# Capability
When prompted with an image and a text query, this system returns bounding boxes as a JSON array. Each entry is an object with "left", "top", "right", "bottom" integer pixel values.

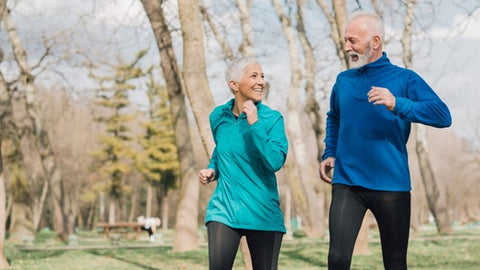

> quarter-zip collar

[
  {"left": 222, "top": 98, "right": 263, "bottom": 118},
  {"left": 355, "top": 52, "right": 391, "bottom": 75}
]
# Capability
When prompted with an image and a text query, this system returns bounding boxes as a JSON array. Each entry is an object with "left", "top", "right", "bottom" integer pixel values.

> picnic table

[{"left": 97, "top": 222, "right": 143, "bottom": 241}]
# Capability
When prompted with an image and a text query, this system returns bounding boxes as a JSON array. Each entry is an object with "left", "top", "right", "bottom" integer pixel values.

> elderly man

[{"left": 319, "top": 11, "right": 451, "bottom": 270}]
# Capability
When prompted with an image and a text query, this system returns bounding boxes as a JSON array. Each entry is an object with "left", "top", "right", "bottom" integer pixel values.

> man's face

[{"left": 344, "top": 19, "right": 374, "bottom": 68}]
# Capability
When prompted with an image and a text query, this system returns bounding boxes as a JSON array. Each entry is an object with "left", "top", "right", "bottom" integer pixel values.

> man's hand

[
  {"left": 242, "top": 100, "right": 258, "bottom": 125},
  {"left": 199, "top": 168, "right": 215, "bottom": 185},
  {"left": 319, "top": 157, "right": 335, "bottom": 184},
  {"left": 367, "top": 86, "right": 396, "bottom": 111}
]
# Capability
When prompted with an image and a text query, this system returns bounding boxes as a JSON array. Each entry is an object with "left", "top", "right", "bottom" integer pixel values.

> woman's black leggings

[
  {"left": 206, "top": 221, "right": 283, "bottom": 270},
  {"left": 328, "top": 184, "right": 411, "bottom": 270}
]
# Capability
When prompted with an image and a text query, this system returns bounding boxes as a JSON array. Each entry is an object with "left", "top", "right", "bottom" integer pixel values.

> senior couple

[{"left": 198, "top": 11, "right": 451, "bottom": 270}]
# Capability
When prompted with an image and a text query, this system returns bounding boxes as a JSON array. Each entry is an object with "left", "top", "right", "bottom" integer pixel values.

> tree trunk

[
  {"left": 8, "top": 202, "right": 34, "bottom": 243},
  {"left": 0, "top": 142, "right": 10, "bottom": 268},
  {"left": 414, "top": 126, "right": 453, "bottom": 233},
  {"left": 4, "top": 8, "right": 68, "bottom": 240},
  {"left": 237, "top": 0, "right": 254, "bottom": 57},
  {"left": 199, "top": 5, "right": 235, "bottom": 61},
  {"left": 297, "top": 0, "right": 326, "bottom": 161},
  {"left": 108, "top": 200, "right": 115, "bottom": 224},
  {"left": 146, "top": 184, "right": 153, "bottom": 217},
  {"left": 175, "top": 0, "right": 219, "bottom": 252},
  {"left": 161, "top": 189, "right": 169, "bottom": 231},
  {"left": 0, "top": 1, "right": 8, "bottom": 263},
  {"left": 141, "top": 0, "right": 202, "bottom": 251},
  {"left": 177, "top": 0, "right": 215, "bottom": 154},
  {"left": 99, "top": 192, "right": 106, "bottom": 223},
  {"left": 296, "top": 0, "right": 327, "bottom": 232},
  {"left": 272, "top": 0, "right": 324, "bottom": 237},
  {"left": 0, "top": 53, "right": 38, "bottom": 245},
  {"left": 401, "top": 0, "right": 452, "bottom": 234},
  {"left": 315, "top": 0, "right": 348, "bottom": 69},
  {"left": 283, "top": 187, "right": 293, "bottom": 240},
  {"left": 128, "top": 183, "right": 139, "bottom": 222},
  {"left": 0, "top": 0, "right": 9, "bottom": 257}
]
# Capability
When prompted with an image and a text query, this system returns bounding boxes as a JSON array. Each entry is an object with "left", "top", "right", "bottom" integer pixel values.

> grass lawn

[{"left": 3, "top": 224, "right": 480, "bottom": 269}]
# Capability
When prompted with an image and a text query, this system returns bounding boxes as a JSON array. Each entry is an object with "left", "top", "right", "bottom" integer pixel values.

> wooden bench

[{"left": 97, "top": 222, "right": 143, "bottom": 241}]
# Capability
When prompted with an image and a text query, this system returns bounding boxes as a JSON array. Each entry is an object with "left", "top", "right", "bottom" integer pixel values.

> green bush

[{"left": 292, "top": 230, "right": 307, "bottom": 238}]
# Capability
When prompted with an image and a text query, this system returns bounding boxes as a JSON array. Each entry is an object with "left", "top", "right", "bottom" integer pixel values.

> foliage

[
  {"left": 292, "top": 230, "right": 307, "bottom": 238},
  {"left": 135, "top": 70, "right": 179, "bottom": 192},
  {"left": 89, "top": 50, "right": 149, "bottom": 200}
]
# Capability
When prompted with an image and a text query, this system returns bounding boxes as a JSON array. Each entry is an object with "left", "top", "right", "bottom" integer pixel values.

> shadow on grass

[
  {"left": 87, "top": 249, "right": 161, "bottom": 270},
  {"left": 280, "top": 244, "right": 328, "bottom": 267},
  {"left": 14, "top": 249, "right": 68, "bottom": 260}
]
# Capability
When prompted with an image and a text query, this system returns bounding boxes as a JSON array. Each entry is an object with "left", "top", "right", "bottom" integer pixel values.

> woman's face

[{"left": 232, "top": 63, "right": 265, "bottom": 103}]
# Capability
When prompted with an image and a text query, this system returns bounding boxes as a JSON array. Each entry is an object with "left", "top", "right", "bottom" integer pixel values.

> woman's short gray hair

[{"left": 225, "top": 57, "right": 260, "bottom": 85}]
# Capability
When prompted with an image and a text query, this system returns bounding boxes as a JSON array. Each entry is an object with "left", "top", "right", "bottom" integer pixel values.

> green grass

[{"left": 3, "top": 224, "right": 480, "bottom": 269}]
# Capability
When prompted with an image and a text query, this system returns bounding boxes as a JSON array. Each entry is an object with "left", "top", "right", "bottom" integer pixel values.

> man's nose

[{"left": 343, "top": 41, "right": 351, "bottom": 52}]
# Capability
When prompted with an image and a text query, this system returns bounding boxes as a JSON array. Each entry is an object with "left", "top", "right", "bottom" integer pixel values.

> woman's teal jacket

[{"left": 205, "top": 99, "right": 288, "bottom": 233}]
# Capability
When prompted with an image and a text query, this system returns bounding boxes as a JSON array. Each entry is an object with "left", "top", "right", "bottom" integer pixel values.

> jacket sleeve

[
  {"left": 206, "top": 111, "right": 220, "bottom": 180},
  {"left": 248, "top": 113, "right": 288, "bottom": 172},
  {"left": 392, "top": 72, "right": 452, "bottom": 128},
  {"left": 322, "top": 83, "right": 340, "bottom": 160}
]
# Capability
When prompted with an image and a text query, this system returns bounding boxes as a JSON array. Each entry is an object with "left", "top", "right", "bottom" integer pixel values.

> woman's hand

[
  {"left": 199, "top": 168, "right": 215, "bottom": 185},
  {"left": 242, "top": 100, "right": 258, "bottom": 125}
]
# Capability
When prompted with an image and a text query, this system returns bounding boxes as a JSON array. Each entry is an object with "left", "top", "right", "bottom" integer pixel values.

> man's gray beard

[
  {"left": 349, "top": 53, "right": 370, "bottom": 68},
  {"left": 348, "top": 43, "right": 373, "bottom": 69}
]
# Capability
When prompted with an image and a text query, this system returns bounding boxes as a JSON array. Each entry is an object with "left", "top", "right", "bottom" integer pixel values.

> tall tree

[
  {"left": 140, "top": 0, "right": 202, "bottom": 251},
  {"left": 3, "top": 7, "right": 58, "bottom": 242},
  {"left": 89, "top": 51, "right": 146, "bottom": 223},
  {"left": 136, "top": 71, "right": 178, "bottom": 220},
  {"left": 400, "top": 0, "right": 453, "bottom": 234},
  {"left": 0, "top": 145, "right": 7, "bottom": 268},
  {"left": 316, "top": 0, "right": 348, "bottom": 69},
  {"left": 0, "top": 0, "right": 9, "bottom": 266},
  {"left": 174, "top": 0, "right": 217, "bottom": 251},
  {"left": 272, "top": 0, "right": 325, "bottom": 236}
]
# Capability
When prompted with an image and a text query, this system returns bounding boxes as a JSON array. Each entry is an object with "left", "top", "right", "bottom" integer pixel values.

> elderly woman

[{"left": 199, "top": 57, "right": 288, "bottom": 270}]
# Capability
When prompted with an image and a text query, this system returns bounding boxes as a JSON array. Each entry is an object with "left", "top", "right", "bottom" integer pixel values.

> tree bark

[
  {"left": 199, "top": 5, "right": 235, "bottom": 61},
  {"left": 0, "top": 4, "right": 7, "bottom": 264},
  {"left": 161, "top": 189, "right": 169, "bottom": 231},
  {"left": 297, "top": 0, "right": 326, "bottom": 161},
  {"left": 141, "top": 0, "right": 202, "bottom": 251},
  {"left": 177, "top": 0, "right": 216, "bottom": 154},
  {"left": 0, "top": 1, "right": 9, "bottom": 256},
  {"left": 0, "top": 58, "right": 37, "bottom": 244},
  {"left": 146, "top": 184, "right": 153, "bottom": 217},
  {"left": 272, "top": 0, "right": 324, "bottom": 237},
  {"left": 315, "top": 0, "right": 348, "bottom": 69},
  {"left": 108, "top": 200, "right": 116, "bottom": 224},
  {"left": 237, "top": 0, "right": 254, "bottom": 57},
  {"left": 0, "top": 126, "right": 9, "bottom": 267},
  {"left": 401, "top": 0, "right": 453, "bottom": 234},
  {"left": 4, "top": 8, "right": 69, "bottom": 241}
]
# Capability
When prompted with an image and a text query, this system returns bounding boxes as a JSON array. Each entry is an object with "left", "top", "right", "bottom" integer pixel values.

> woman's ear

[{"left": 229, "top": 80, "right": 238, "bottom": 92}]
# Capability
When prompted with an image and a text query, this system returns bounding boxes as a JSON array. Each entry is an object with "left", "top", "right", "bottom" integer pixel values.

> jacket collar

[
  {"left": 355, "top": 52, "right": 391, "bottom": 74},
  {"left": 223, "top": 98, "right": 263, "bottom": 115}
]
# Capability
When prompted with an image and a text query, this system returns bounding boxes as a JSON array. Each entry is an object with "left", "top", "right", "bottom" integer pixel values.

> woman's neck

[
  {"left": 232, "top": 98, "right": 245, "bottom": 117},
  {"left": 232, "top": 101, "right": 242, "bottom": 117}
]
